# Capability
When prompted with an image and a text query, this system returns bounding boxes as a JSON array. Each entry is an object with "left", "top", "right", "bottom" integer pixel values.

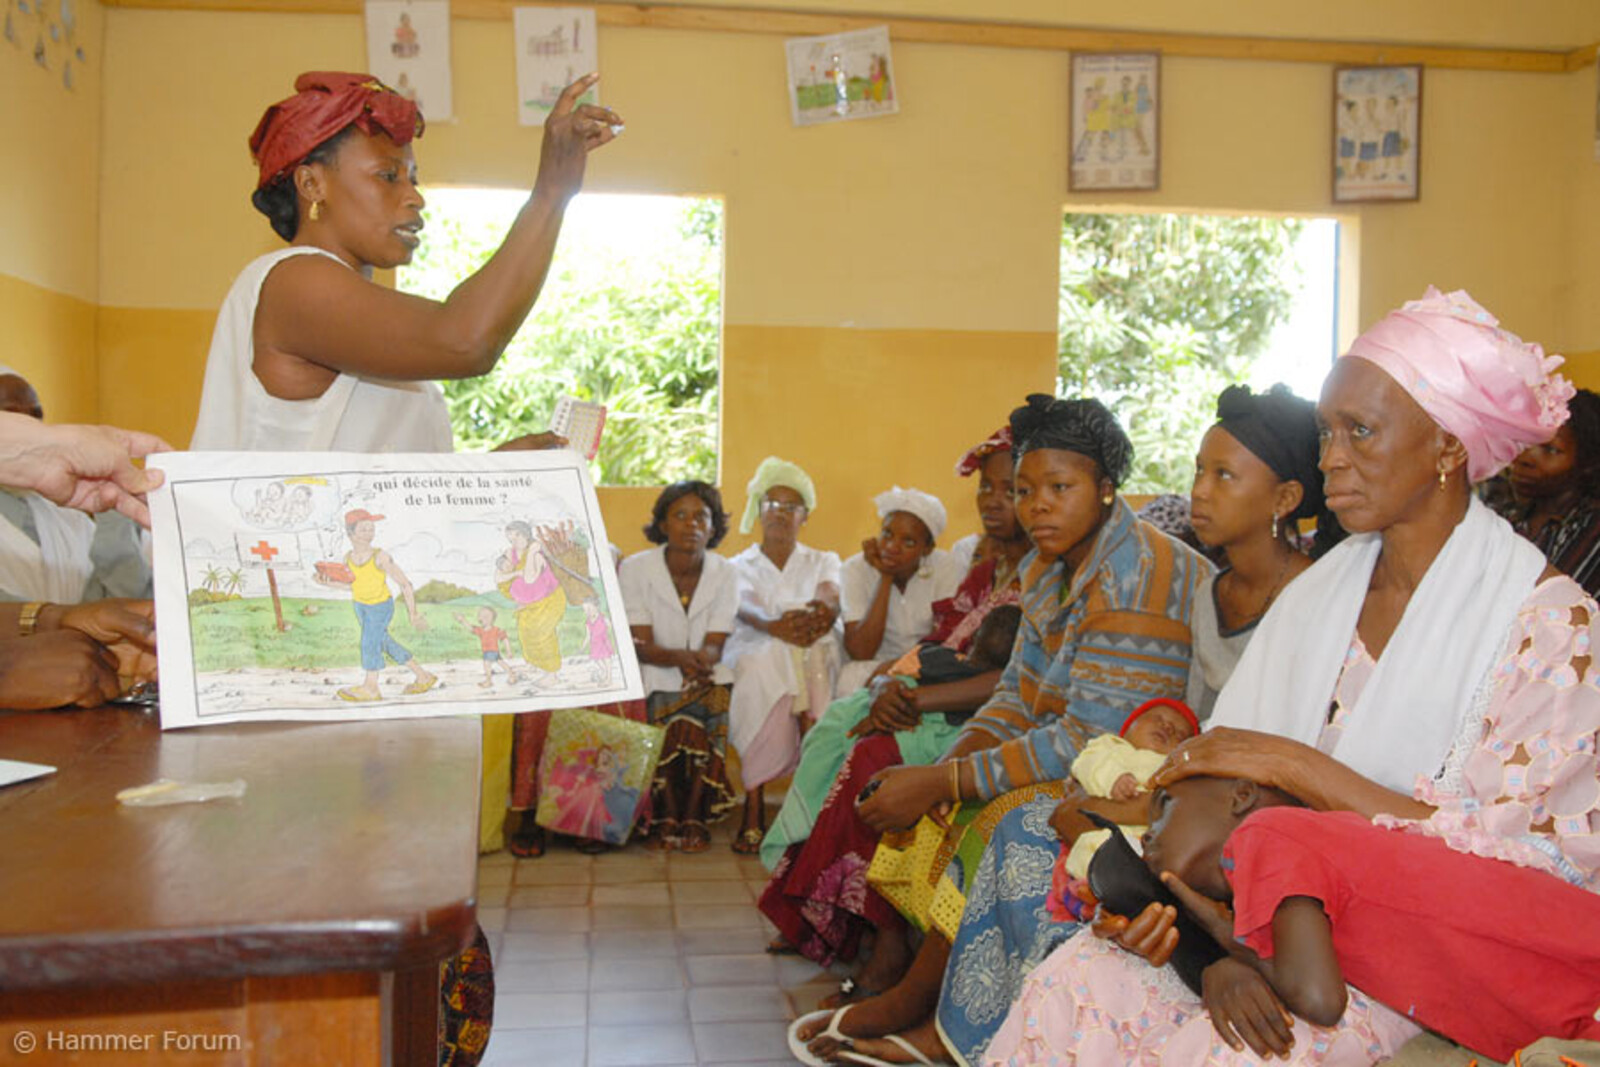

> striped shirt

[{"left": 958, "top": 497, "right": 1211, "bottom": 800}]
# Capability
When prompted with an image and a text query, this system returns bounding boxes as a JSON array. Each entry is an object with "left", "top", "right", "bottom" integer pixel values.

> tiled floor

[{"left": 475, "top": 821, "right": 846, "bottom": 1067}]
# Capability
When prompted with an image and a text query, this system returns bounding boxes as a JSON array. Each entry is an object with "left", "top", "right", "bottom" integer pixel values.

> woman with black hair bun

[
  {"left": 1189, "top": 383, "right": 1341, "bottom": 709},
  {"left": 1495, "top": 387, "right": 1600, "bottom": 595},
  {"left": 617, "top": 481, "right": 740, "bottom": 853}
]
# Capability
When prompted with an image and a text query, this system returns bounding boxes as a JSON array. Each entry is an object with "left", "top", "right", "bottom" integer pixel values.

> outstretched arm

[{"left": 255, "top": 76, "right": 623, "bottom": 385}]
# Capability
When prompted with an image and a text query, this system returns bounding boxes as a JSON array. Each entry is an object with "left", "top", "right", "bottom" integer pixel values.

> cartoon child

[
  {"left": 583, "top": 600, "right": 615, "bottom": 684},
  {"left": 282, "top": 484, "right": 314, "bottom": 527},
  {"left": 454, "top": 605, "right": 521, "bottom": 689},
  {"left": 319, "top": 508, "right": 436, "bottom": 702}
]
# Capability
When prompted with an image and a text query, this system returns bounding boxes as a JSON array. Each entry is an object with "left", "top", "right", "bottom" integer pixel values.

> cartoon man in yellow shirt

[{"left": 320, "top": 508, "right": 437, "bottom": 702}]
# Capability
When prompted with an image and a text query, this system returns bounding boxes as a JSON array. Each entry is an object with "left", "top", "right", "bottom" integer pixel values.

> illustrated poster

[
  {"left": 514, "top": 6, "right": 598, "bottom": 127},
  {"left": 1069, "top": 53, "right": 1159, "bottom": 192},
  {"left": 1333, "top": 65, "right": 1421, "bottom": 203},
  {"left": 784, "top": 25, "right": 898, "bottom": 127},
  {"left": 364, "top": 0, "right": 453, "bottom": 121},
  {"left": 148, "top": 450, "right": 641, "bottom": 729}
]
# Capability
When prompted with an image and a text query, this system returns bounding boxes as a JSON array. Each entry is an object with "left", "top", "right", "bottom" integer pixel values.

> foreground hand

[
  {"left": 494, "top": 431, "right": 568, "bottom": 452},
  {"left": 56, "top": 599, "right": 157, "bottom": 687},
  {"left": 1092, "top": 901, "right": 1179, "bottom": 967},
  {"left": 1152, "top": 727, "right": 1298, "bottom": 793},
  {"left": 856, "top": 763, "right": 949, "bottom": 832},
  {"left": 1159, "top": 870, "right": 1239, "bottom": 948},
  {"left": 0, "top": 631, "right": 123, "bottom": 709},
  {"left": 535, "top": 74, "right": 624, "bottom": 203},
  {"left": 0, "top": 416, "right": 172, "bottom": 528},
  {"left": 1200, "top": 957, "right": 1296, "bottom": 1059},
  {"left": 1047, "top": 793, "right": 1098, "bottom": 846}
]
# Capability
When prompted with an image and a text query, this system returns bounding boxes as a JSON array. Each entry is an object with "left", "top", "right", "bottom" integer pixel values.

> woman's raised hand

[{"left": 535, "top": 74, "right": 624, "bottom": 205}]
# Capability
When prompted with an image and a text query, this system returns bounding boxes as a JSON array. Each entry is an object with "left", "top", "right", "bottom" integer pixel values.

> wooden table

[{"left": 0, "top": 708, "right": 481, "bottom": 1066}]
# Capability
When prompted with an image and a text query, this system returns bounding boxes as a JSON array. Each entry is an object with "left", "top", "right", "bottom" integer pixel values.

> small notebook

[{"left": 550, "top": 395, "right": 607, "bottom": 461}]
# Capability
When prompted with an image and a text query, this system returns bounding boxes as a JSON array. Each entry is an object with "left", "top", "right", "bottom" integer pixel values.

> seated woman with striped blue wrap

[{"left": 791, "top": 395, "right": 1212, "bottom": 1065}]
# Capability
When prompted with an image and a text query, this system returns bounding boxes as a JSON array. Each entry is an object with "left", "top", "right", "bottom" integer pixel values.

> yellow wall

[
  {"left": 0, "top": 0, "right": 104, "bottom": 424},
  {"left": 13, "top": 0, "right": 1600, "bottom": 556}
]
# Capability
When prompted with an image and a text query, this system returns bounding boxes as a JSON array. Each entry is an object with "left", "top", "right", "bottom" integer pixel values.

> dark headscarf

[
  {"left": 1009, "top": 395, "right": 1133, "bottom": 487},
  {"left": 1213, "top": 384, "right": 1323, "bottom": 519},
  {"left": 250, "top": 72, "right": 425, "bottom": 190}
]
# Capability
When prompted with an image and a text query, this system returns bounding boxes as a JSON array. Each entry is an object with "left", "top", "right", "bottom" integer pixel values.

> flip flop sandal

[
  {"left": 402, "top": 676, "right": 439, "bottom": 696},
  {"left": 336, "top": 687, "right": 380, "bottom": 702},
  {"left": 678, "top": 820, "right": 712, "bottom": 854},
  {"left": 508, "top": 832, "right": 545, "bottom": 859},
  {"left": 573, "top": 837, "right": 611, "bottom": 855},
  {"left": 838, "top": 1035, "right": 940, "bottom": 1067},
  {"left": 731, "top": 827, "right": 764, "bottom": 855},
  {"left": 786, "top": 1007, "right": 849, "bottom": 1067},
  {"left": 764, "top": 936, "right": 800, "bottom": 956}
]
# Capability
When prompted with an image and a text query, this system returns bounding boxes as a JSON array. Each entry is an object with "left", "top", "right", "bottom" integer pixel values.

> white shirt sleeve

[
  {"left": 618, "top": 550, "right": 656, "bottom": 627},
  {"left": 706, "top": 554, "right": 740, "bottom": 634},
  {"left": 840, "top": 553, "right": 877, "bottom": 624}
]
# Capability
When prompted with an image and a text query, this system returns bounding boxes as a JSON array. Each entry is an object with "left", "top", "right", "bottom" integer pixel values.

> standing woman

[
  {"left": 618, "top": 482, "right": 740, "bottom": 853},
  {"left": 836, "top": 488, "right": 966, "bottom": 697},
  {"left": 722, "top": 457, "right": 842, "bottom": 854},
  {"left": 191, "top": 71, "right": 620, "bottom": 451}
]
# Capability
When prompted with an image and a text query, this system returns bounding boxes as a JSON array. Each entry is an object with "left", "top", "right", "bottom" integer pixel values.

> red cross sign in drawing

[{"left": 249, "top": 540, "right": 281, "bottom": 564}]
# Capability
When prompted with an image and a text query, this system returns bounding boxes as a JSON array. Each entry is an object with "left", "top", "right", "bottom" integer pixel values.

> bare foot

[
  {"left": 844, "top": 1018, "right": 949, "bottom": 1064},
  {"left": 802, "top": 994, "right": 929, "bottom": 1061}
]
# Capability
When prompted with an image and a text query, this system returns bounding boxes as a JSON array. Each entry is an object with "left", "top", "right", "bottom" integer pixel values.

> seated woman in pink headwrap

[
  {"left": 191, "top": 71, "right": 622, "bottom": 452},
  {"left": 980, "top": 288, "right": 1598, "bottom": 1067}
]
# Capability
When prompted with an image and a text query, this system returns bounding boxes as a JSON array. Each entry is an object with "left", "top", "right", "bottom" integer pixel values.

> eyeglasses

[{"left": 762, "top": 500, "right": 806, "bottom": 515}]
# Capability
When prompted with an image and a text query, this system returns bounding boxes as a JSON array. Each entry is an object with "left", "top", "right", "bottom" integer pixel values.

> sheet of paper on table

[
  {"left": 0, "top": 758, "right": 55, "bottom": 788},
  {"left": 147, "top": 450, "right": 642, "bottom": 729}
]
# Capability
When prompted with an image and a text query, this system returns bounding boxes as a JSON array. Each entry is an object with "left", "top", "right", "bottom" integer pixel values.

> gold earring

[
  {"left": 1438, "top": 468, "right": 1447, "bottom": 489},
  {"left": 308, "top": 200, "right": 323, "bottom": 222},
  {"left": 1101, "top": 495, "right": 1113, "bottom": 506},
  {"left": 1271, "top": 513, "right": 1280, "bottom": 540}
]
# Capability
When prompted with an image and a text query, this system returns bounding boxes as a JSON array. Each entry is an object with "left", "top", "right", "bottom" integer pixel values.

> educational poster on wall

[
  {"left": 1069, "top": 52, "right": 1159, "bottom": 192},
  {"left": 147, "top": 450, "right": 642, "bottom": 729},
  {"left": 514, "top": 6, "right": 598, "bottom": 126},
  {"left": 1333, "top": 65, "right": 1421, "bottom": 202},
  {"left": 784, "top": 25, "right": 898, "bottom": 127},
  {"left": 364, "top": 0, "right": 453, "bottom": 121}
]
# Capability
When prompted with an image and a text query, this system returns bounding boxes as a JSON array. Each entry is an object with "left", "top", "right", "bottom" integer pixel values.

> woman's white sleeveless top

[{"left": 190, "top": 246, "right": 453, "bottom": 452}]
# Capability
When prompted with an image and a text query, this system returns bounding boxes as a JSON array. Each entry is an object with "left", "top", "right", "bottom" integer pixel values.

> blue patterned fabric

[{"left": 935, "top": 796, "right": 1079, "bottom": 1067}]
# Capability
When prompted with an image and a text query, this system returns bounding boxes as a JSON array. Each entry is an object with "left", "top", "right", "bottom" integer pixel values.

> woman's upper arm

[{"left": 255, "top": 255, "right": 494, "bottom": 384}]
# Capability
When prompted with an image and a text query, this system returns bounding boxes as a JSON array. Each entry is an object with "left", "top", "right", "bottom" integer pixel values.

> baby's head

[
  {"left": 1141, "top": 776, "right": 1301, "bottom": 901},
  {"left": 1119, "top": 698, "right": 1198, "bottom": 755},
  {"left": 966, "top": 605, "right": 1022, "bottom": 671},
  {"left": 477, "top": 606, "right": 496, "bottom": 625}
]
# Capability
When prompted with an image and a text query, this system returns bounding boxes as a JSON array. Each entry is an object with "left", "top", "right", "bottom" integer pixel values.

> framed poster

[
  {"left": 364, "top": 0, "right": 453, "bottom": 121},
  {"left": 784, "top": 25, "right": 898, "bottom": 127},
  {"left": 148, "top": 450, "right": 642, "bottom": 729},
  {"left": 1069, "top": 52, "right": 1159, "bottom": 192},
  {"left": 1333, "top": 65, "right": 1421, "bottom": 202}
]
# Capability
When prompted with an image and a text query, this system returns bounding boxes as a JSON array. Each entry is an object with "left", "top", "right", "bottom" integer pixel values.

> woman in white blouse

[
  {"left": 722, "top": 457, "right": 842, "bottom": 854},
  {"left": 835, "top": 487, "right": 965, "bottom": 697},
  {"left": 618, "top": 481, "right": 740, "bottom": 853}
]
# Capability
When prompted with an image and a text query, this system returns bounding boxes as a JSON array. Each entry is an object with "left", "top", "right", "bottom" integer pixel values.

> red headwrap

[
  {"left": 954, "top": 425, "right": 1013, "bottom": 478},
  {"left": 1119, "top": 697, "right": 1200, "bottom": 739},
  {"left": 249, "top": 72, "right": 425, "bottom": 191}
]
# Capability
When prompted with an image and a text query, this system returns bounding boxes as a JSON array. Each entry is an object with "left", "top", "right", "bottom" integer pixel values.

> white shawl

[
  {"left": 1210, "top": 497, "right": 1544, "bottom": 793},
  {"left": 0, "top": 492, "right": 96, "bottom": 603}
]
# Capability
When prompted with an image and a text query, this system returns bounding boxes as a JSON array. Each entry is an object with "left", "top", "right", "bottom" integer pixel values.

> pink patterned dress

[{"left": 984, "top": 576, "right": 1600, "bottom": 1067}]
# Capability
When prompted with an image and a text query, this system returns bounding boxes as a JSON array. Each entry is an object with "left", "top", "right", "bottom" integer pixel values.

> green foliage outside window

[
  {"left": 399, "top": 192, "right": 722, "bottom": 486},
  {"left": 1059, "top": 213, "right": 1305, "bottom": 493}
]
